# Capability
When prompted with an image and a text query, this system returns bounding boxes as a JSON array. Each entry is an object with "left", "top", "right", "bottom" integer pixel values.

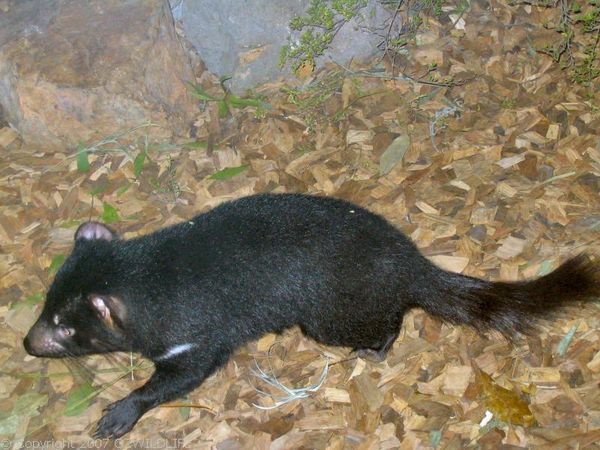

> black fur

[{"left": 23, "top": 193, "right": 599, "bottom": 438}]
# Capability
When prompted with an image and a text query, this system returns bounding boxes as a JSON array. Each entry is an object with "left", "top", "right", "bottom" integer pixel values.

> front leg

[{"left": 93, "top": 349, "right": 229, "bottom": 439}]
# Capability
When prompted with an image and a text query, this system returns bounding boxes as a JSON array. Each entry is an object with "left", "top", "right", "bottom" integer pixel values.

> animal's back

[{"left": 190, "top": 194, "right": 423, "bottom": 349}]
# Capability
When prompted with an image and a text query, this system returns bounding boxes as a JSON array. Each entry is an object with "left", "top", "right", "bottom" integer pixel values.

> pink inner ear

[
  {"left": 91, "top": 296, "right": 111, "bottom": 320},
  {"left": 75, "top": 222, "right": 114, "bottom": 241}
]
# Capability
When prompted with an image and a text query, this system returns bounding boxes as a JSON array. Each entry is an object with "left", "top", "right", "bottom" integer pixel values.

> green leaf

[
  {"left": 0, "top": 415, "right": 18, "bottom": 435},
  {"left": 102, "top": 203, "right": 120, "bottom": 224},
  {"left": 152, "top": 143, "right": 178, "bottom": 152},
  {"left": 228, "top": 95, "right": 263, "bottom": 109},
  {"left": 76, "top": 144, "right": 90, "bottom": 173},
  {"left": 179, "top": 405, "right": 191, "bottom": 421},
  {"left": 217, "top": 99, "right": 230, "bottom": 118},
  {"left": 182, "top": 141, "right": 208, "bottom": 150},
  {"left": 13, "top": 392, "right": 48, "bottom": 416},
  {"left": 59, "top": 219, "right": 81, "bottom": 229},
  {"left": 0, "top": 392, "right": 48, "bottom": 432},
  {"left": 22, "top": 293, "right": 44, "bottom": 309},
  {"left": 89, "top": 184, "right": 108, "bottom": 197},
  {"left": 10, "top": 293, "right": 44, "bottom": 311},
  {"left": 48, "top": 254, "right": 65, "bottom": 274},
  {"left": 134, "top": 151, "right": 146, "bottom": 178},
  {"left": 429, "top": 430, "right": 442, "bottom": 448},
  {"left": 116, "top": 183, "right": 132, "bottom": 196},
  {"left": 537, "top": 259, "right": 555, "bottom": 276},
  {"left": 557, "top": 323, "right": 579, "bottom": 357},
  {"left": 379, "top": 135, "right": 410, "bottom": 175},
  {"left": 187, "top": 82, "right": 217, "bottom": 101},
  {"left": 209, "top": 165, "right": 249, "bottom": 180},
  {"left": 64, "top": 382, "right": 95, "bottom": 417}
]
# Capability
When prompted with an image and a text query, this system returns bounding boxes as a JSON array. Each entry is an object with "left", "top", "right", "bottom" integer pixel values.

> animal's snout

[
  {"left": 23, "top": 320, "right": 64, "bottom": 357},
  {"left": 23, "top": 334, "right": 35, "bottom": 355}
]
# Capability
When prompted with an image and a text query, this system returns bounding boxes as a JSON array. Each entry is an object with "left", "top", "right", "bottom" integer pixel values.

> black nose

[
  {"left": 23, "top": 335, "right": 35, "bottom": 355},
  {"left": 23, "top": 333, "right": 45, "bottom": 357}
]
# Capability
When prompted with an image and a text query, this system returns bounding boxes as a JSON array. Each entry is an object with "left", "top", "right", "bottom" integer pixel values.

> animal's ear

[
  {"left": 75, "top": 222, "right": 118, "bottom": 242},
  {"left": 90, "top": 295, "right": 127, "bottom": 329}
]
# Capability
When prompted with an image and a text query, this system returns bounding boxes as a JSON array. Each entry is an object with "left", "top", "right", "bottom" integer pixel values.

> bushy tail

[{"left": 418, "top": 254, "right": 599, "bottom": 337}]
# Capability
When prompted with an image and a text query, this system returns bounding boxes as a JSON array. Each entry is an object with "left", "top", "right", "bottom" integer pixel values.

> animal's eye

[{"left": 59, "top": 324, "right": 74, "bottom": 337}]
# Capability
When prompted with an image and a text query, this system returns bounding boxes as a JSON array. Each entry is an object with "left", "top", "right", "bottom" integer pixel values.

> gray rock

[
  {"left": 0, "top": 0, "right": 197, "bottom": 149},
  {"left": 179, "top": 0, "right": 393, "bottom": 93}
]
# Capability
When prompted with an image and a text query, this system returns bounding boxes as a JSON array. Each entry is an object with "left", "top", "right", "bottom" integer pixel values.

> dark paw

[
  {"left": 354, "top": 333, "right": 397, "bottom": 363},
  {"left": 93, "top": 398, "right": 142, "bottom": 439},
  {"left": 355, "top": 348, "right": 387, "bottom": 363}
]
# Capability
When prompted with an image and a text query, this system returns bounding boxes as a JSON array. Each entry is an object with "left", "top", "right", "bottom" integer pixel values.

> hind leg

[{"left": 354, "top": 331, "right": 398, "bottom": 363}]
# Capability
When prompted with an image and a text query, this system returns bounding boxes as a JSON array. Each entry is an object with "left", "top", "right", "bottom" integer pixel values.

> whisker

[
  {"left": 63, "top": 356, "right": 96, "bottom": 383},
  {"left": 88, "top": 341, "right": 151, "bottom": 391},
  {"left": 58, "top": 347, "right": 139, "bottom": 398},
  {"left": 102, "top": 352, "right": 128, "bottom": 370}
]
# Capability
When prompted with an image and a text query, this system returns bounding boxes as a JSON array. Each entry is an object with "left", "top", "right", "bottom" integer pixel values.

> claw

[{"left": 92, "top": 397, "right": 142, "bottom": 439}]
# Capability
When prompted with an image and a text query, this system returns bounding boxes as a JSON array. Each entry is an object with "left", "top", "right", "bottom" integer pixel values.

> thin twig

[
  {"left": 380, "top": 0, "right": 405, "bottom": 62},
  {"left": 334, "top": 61, "right": 470, "bottom": 87}
]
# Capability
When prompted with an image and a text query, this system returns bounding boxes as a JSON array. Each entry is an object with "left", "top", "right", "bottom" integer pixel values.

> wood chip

[
  {"left": 443, "top": 365, "right": 473, "bottom": 396},
  {"left": 496, "top": 153, "right": 526, "bottom": 169},
  {"left": 429, "top": 255, "right": 470, "bottom": 273},
  {"left": 415, "top": 201, "right": 439, "bottom": 215},
  {"left": 321, "top": 388, "right": 351, "bottom": 404},
  {"left": 495, "top": 182, "right": 518, "bottom": 198},
  {"left": 496, "top": 236, "right": 527, "bottom": 259},
  {"left": 546, "top": 123, "right": 560, "bottom": 140}
]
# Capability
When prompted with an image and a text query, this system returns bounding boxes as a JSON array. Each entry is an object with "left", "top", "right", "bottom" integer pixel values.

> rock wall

[{"left": 0, "top": 0, "right": 197, "bottom": 149}]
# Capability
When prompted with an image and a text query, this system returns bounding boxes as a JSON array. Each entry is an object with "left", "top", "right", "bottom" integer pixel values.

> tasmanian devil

[{"left": 23, "top": 193, "right": 599, "bottom": 438}]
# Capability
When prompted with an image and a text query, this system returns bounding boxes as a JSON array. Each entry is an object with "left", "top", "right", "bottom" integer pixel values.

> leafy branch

[
  {"left": 188, "top": 77, "right": 269, "bottom": 118},
  {"left": 279, "top": 0, "right": 369, "bottom": 72}
]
